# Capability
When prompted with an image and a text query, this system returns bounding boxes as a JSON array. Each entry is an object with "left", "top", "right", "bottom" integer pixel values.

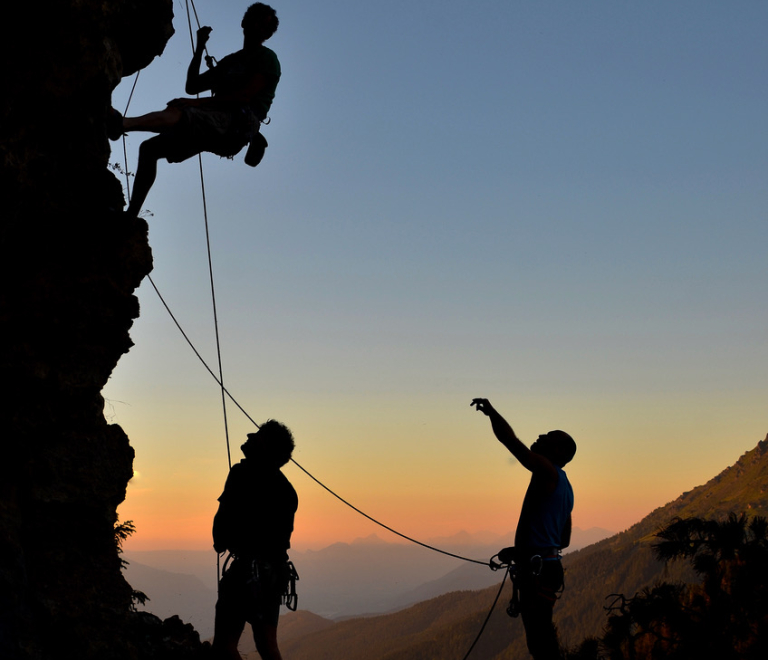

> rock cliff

[{"left": 0, "top": 2, "right": 205, "bottom": 658}]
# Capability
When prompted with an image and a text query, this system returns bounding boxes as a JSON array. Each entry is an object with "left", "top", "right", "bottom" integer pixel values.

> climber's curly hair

[{"left": 242, "top": 3, "right": 279, "bottom": 41}]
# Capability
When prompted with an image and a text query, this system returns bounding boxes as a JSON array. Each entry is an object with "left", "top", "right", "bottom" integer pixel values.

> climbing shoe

[{"left": 244, "top": 132, "right": 268, "bottom": 167}]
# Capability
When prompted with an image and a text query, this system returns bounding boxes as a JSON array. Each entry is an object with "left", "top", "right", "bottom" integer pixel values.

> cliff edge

[{"left": 0, "top": 2, "right": 205, "bottom": 658}]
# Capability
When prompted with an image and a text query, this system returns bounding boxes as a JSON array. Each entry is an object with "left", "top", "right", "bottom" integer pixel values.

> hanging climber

[
  {"left": 211, "top": 420, "right": 298, "bottom": 660},
  {"left": 471, "top": 398, "right": 576, "bottom": 660},
  {"left": 107, "top": 3, "right": 281, "bottom": 218}
]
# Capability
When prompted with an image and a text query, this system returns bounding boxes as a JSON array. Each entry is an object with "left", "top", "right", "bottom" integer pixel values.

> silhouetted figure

[
  {"left": 108, "top": 3, "right": 280, "bottom": 218},
  {"left": 472, "top": 398, "right": 576, "bottom": 660},
  {"left": 212, "top": 420, "right": 298, "bottom": 660}
]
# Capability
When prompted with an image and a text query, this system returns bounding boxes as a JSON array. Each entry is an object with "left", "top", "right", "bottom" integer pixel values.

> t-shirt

[
  {"left": 210, "top": 45, "right": 281, "bottom": 120},
  {"left": 514, "top": 466, "right": 573, "bottom": 550},
  {"left": 213, "top": 459, "right": 298, "bottom": 562}
]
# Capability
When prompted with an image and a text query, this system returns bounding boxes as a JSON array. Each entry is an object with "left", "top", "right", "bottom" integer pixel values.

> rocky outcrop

[{"left": 0, "top": 2, "right": 206, "bottom": 658}]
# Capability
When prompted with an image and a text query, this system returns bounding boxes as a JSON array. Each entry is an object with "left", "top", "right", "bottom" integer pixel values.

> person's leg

[
  {"left": 521, "top": 597, "right": 559, "bottom": 659},
  {"left": 212, "top": 623, "right": 245, "bottom": 660},
  {"left": 519, "top": 563, "right": 564, "bottom": 660},
  {"left": 126, "top": 135, "right": 170, "bottom": 218},
  {"left": 252, "top": 621, "right": 282, "bottom": 660},
  {"left": 107, "top": 106, "right": 183, "bottom": 141},
  {"left": 123, "top": 106, "right": 183, "bottom": 134},
  {"left": 251, "top": 574, "right": 283, "bottom": 660},
  {"left": 212, "top": 571, "right": 248, "bottom": 660}
]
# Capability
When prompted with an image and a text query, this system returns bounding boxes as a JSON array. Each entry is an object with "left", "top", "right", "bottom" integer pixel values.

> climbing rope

[
  {"left": 148, "top": 271, "right": 487, "bottom": 565},
  {"left": 181, "top": 0, "right": 233, "bottom": 469},
  {"left": 196, "top": 149, "right": 233, "bottom": 469},
  {"left": 184, "top": 0, "right": 216, "bottom": 67},
  {"left": 119, "top": 71, "right": 140, "bottom": 198},
  {"left": 461, "top": 565, "right": 510, "bottom": 660},
  {"left": 291, "top": 460, "right": 488, "bottom": 566},
  {"left": 147, "top": 276, "right": 507, "bottom": 654}
]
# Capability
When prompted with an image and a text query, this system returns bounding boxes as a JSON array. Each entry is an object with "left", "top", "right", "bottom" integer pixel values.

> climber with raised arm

[
  {"left": 471, "top": 398, "right": 576, "bottom": 660},
  {"left": 107, "top": 3, "right": 280, "bottom": 218}
]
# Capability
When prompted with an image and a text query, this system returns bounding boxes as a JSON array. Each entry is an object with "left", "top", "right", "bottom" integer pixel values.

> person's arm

[
  {"left": 471, "top": 398, "right": 533, "bottom": 466},
  {"left": 212, "top": 501, "right": 229, "bottom": 553},
  {"left": 185, "top": 26, "right": 215, "bottom": 95},
  {"left": 471, "top": 398, "right": 559, "bottom": 484},
  {"left": 212, "top": 464, "right": 240, "bottom": 553}
]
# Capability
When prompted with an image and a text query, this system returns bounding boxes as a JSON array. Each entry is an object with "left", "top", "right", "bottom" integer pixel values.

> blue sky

[{"left": 106, "top": 1, "right": 768, "bottom": 550}]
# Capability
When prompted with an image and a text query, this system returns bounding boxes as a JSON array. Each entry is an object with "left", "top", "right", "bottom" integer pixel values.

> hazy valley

[{"left": 123, "top": 526, "right": 611, "bottom": 639}]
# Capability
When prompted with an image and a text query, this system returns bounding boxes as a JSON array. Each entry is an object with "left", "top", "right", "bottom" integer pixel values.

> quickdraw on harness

[
  {"left": 489, "top": 546, "right": 565, "bottom": 618},
  {"left": 283, "top": 560, "right": 299, "bottom": 611}
]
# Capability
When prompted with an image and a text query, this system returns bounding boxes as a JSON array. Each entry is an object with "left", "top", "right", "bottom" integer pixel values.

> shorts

[
  {"left": 164, "top": 105, "right": 259, "bottom": 163},
  {"left": 506, "top": 551, "right": 564, "bottom": 618},
  {"left": 215, "top": 558, "right": 287, "bottom": 629},
  {"left": 517, "top": 559, "right": 564, "bottom": 610}
]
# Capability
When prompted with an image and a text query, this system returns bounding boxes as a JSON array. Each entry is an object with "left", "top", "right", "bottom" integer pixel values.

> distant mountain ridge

[
  {"left": 123, "top": 526, "right": 610, "bottom": 630},
  {"left": 290, "top": 526, "right": 609, "bottom": 618},
  {"left": 279, "top": 435, "right": 768, "bottom": 660},
  {"left": 124, "top": 561, "right": 216, "bottom": 637}
]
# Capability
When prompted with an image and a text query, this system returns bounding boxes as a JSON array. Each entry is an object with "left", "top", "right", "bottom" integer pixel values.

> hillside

[
  {"left": 280, "top": 435, "right": 768, "bottom": 660},
  {"left": 559, "top": 433, "right": 768, "bottom": 643}
]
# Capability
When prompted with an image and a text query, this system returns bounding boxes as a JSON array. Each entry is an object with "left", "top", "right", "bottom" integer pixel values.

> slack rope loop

[
  {"left": 146, "top": 275, "right": 262, "bottom": 429},
  {"left": 290, "top": 460, "right": 488, "bottom": 566},
  {"left": 460, "top": 566, "right": 510, "bottom": 660},
  {"left": 146, "top": 274, "right": 488, "bottom": 567}
]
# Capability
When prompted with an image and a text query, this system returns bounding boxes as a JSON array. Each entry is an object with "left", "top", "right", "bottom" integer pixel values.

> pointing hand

[{"left": 471, "top": 398, "right": 494, "bottom": 416}]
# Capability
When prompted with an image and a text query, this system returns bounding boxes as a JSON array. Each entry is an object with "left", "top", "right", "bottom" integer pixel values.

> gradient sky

[{"left": 105, "top": 0, "right": 768, "bottom": 552}]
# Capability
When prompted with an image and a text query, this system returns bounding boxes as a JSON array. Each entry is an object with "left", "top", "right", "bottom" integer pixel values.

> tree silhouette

[
  {"left": 114, "top": 518, "right": 148, "bottom": 609},
  {"left": 567, "top": 514, "right": 768, "bottom": 660}
]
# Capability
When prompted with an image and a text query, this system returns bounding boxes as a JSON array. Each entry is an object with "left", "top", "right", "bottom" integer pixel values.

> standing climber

[
  {"left": 211, "top": 420, "right": 298, "bottom": 660},
  {"left": 471, "top": 398, "right": 576, "bottom": 660},
  {"left": 108, "top": 3, "right": 281, "bottom": 218}
]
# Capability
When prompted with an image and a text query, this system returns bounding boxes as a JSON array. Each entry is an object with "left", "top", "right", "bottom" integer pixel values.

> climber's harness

[
  {"left": 222, "top": 552, "right": 300, "bottom": 611},
  {"left": 490, "top": 546, "right": 564, "bottom": 618}
]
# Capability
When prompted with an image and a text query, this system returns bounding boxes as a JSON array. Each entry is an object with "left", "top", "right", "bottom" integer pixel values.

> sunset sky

[{"left": 105, "top": 0, "right": 768, "bottom": 553}]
